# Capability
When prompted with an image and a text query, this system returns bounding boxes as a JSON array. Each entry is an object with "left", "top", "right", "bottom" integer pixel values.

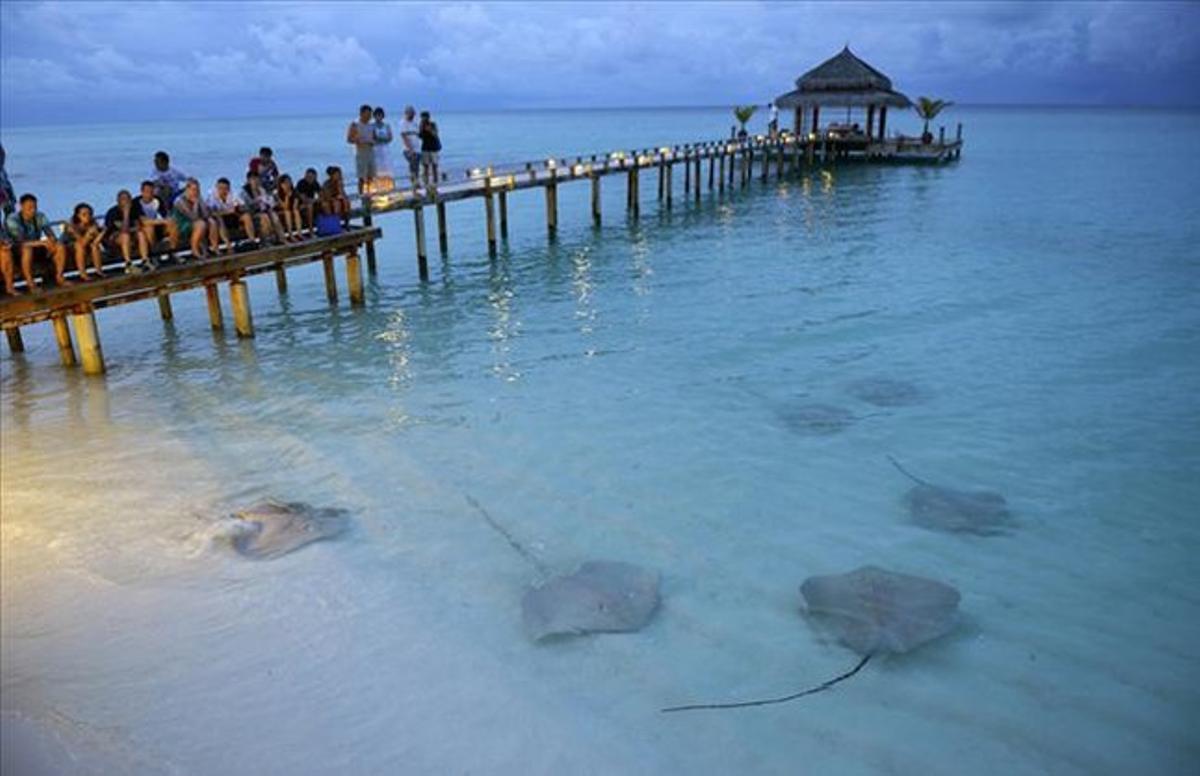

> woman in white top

[{"left": 372, "top": 106, "right": 394, "bottom": 193}]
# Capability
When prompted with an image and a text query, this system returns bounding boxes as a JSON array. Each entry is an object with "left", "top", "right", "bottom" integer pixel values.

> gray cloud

[{"left": 2, "top": 1, "right": 1198, "bottom": 125}]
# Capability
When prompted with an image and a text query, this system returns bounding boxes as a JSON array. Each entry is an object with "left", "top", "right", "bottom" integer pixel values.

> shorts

[
  {"left": 421, "top": 151, "right": 440, "bottom": 166},
  {"left": 355, "top": 149, "right": 377, "bottom": 181}
]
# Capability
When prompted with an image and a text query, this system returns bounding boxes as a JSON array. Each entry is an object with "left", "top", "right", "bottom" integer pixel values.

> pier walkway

[{"left": 1, "top": 128, "right": 962, "bottom": 377}]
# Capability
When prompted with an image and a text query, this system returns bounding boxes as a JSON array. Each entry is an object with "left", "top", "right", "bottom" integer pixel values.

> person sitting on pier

[
  {"left": 295, "top": 168, "right": 321, "bottom": 237},
  {"left": 1, "top": 235, "right": 17, "bottom": 295},
  {"left": 242, "top": 171, "right": 290, "bottom": 244},
  {"left": 137, "top": 180, "right": 179, "bottom": 262},
  {"left": 61, "top": 203, "right": 105, "bottom": 282},
  {"left": 348, "top": 104, "right": 377, "bottom": 196},
  {"left": 0, "top": 144, "right": 15, "bottom": 218},
  {"left": 275, "top": 175, "right": 303, "bottom": 240},
  {"left": 171, "top": 178, "right": 219, "bottom": 260},
  {"left": 208, "top": 177, "right": 256, "bottom": 252},
  {"left": 103, "top": 190, "right": 151, "bottom": 274},
  {"left": 5, "top": 194, "right": 69, "bottom": 289},
  {"left": 248, "top": 147, "right": 280, "bottom": 193},
  {"left": 150, "top": 151, "right": 188, "bottom": 209},
  {"left": 320, "top": 165, "right": 351, "bottom": 227},
  {"left": 419, "top": 110, "right": 441, "bottom": 189}
]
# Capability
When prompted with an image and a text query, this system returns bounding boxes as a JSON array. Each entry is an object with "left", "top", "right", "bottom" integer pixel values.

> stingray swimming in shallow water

[
  {"left": 662, "top": 566, "right": 961, "bottom": 712},
  {"left": 464, "top": 495, "right": 660, "bottom": 641},
  {"left": 228, "top": 501, "right": 350, "bottom": 560},
  {"left": 888, "top": 456, "right": 1012, "bottom": 536},
  {"left": 845, "top": 377, "right": 926, "bottom": 408}
]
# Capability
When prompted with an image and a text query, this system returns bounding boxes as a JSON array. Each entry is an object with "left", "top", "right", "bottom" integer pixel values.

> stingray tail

[
  {"left": 660, "top": 653, "right": 872, "bottom": 713},
  {"left": 886, "top": 455, "right": 929, "bottom": 486},
  {"left": 464, "top": 494, "right": 550, "bottom": 577}
]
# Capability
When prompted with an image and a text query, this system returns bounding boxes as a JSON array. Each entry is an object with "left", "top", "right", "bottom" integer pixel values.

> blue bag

[{"left": 315, "top": 214, "right": 343, "bottom": 237}]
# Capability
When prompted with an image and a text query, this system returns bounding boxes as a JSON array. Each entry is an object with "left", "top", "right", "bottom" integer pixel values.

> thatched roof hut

[{"left": 774, "top": 47, "right": 910, "bottom": 139}]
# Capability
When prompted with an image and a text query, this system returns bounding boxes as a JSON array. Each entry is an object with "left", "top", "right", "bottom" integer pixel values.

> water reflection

[{"left": 486, "top": 255, "right": 521, "bottom": 382}]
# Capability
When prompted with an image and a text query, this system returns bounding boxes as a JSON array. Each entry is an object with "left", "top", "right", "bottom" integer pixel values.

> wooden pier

[{"left": 1, "top": 128, "right": 961, "bottom": 376}]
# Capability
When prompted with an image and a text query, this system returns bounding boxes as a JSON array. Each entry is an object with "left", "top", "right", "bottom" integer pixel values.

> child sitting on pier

[
  {"left": 5, "top": 194, "right": 69, "bottom": 289},
  {"left": 208, "top": 177, "right": 256, "bottom": 252},
  {"left": 102, "top": 190, "right": 151, "bottom": 273},
  {"left": 61, "top": 203, "right": 105, "bottom": 281},
  {"left": 295, "top": 168, "right": 321, "bottom": 237},
  {"left": 137, "top": 181, "right": 179, "bottom": 263},
  {"left": 320, "top": 166, "right": 351, "bottom": 228}
]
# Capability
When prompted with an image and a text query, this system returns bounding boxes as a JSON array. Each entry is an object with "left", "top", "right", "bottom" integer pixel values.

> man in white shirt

[
  {"left": 399, "top": 105, "right": 421, "bottom": 192},
  {"left": 207, "top": 177, "right": 256, "bottom": 251},
  {"left": 768, "top": 102, "right": 780, "bottom": 138}
]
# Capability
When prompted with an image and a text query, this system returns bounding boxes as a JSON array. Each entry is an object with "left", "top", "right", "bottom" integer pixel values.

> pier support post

[
  {"left": 346, "top": 251, "right": 364, "bottom": 306},
  {"left": 665, "top": 163, "right": 673, "bottom": 208},
  {"left": 275, "top": 264, "right": 288, "bottom": 293},
  {"left": 708, "top": 153, "right": 715, "bottom": 190},
  {"left": 157, "top": 294, "right": 173, "bottom": 321},
  {"left": 694, "top": 156, "right": 702, "bottom": 203},
  {"left": 436, "top": 201, "right": 448, "bottom": 254},
  {"left": 414, "top": 207, "right": 429, "bottom": 281},
  {"left": 229, "top": 278, "right": 254, "bottom": 338},
  {"left": 591, "top": 173, "right": 601, "bottom": 226},
  {"left": 322, "top": 251, "right": 338, "bottom": 303},
  {"left": 499, "top": 190, "right": 509, "bottom": 240},
  {"left": 728, "top": 148, "right": 736, "bottom": 187},
  {"left": 761, "top": 146, "right": 770, "bottom": 182},
  {"left": 71, "top": 309, "right": 105, "bottom": 375},
  {"left": 627, "top": 168, "right": 639, "bottom": 217},
  {"left": 205, "top": 283, "right": 224, "bottom": 330},
  {"left": 5, "top": 328, "right": 24, "bottom": 354},
  {"left": 718, "top": 152, "right": 725, "bottom": 193},
  {"left": 52, "top": 316, "right": 76, "bottom": 367},
  {"left": 545, "top": 177, "right": 558, "bottom": 239},
  {"left": 807, "top": 140, "right": 815, "bottom": 164},
  {"left": 484, "top": 181, "right": 497, "bottom": 256},
  {"left": 657, "top": 162, "right": 665, "bottom": 202},
  {"left": 363, "top": 203, "right": 377, "bottom": 274},
  {"left": 684, "top": 151, "right": 691, "bottom": 195}
]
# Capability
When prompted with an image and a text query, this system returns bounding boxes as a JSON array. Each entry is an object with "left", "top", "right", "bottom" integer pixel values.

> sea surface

[{"left": 2, "top": 106, "right": 1199, "bottom": 775}]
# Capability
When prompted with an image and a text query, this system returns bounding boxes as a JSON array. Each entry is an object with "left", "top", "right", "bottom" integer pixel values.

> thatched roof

[{"left": 775, "top": 46, "right": 911, "bottom": 109}]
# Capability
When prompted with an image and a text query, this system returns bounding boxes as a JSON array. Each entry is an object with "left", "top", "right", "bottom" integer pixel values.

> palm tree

[
  {"left": 733, "top": 105, "right": 758, "bottom": 134},
  {"left": 913, "top": 97, "right": 953, "bottom": 143}
]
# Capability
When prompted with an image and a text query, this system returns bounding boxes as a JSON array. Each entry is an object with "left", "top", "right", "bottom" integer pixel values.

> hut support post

[
  {"left": 346, "top": 251, "right": 364, "bottom": 306},
  {"left": 157, "top": 294, "right": 173, "bottom": 321},
  {"left": 414, "top": 207, "right": 429, "bottom": 280},
  {"left": 436, "top": 201, "right": 449, "bottom": 254},
  {"left": 205, "top": 283, "right": 224, "bottom": 329},
  {"left": 72, "top": 308, "right": 105, "bottom": 375},
  {"left": 52, "top": 316, "right": 76, "bottom": 367},
  {"left": 229, "top": 278, "right": 254, "bottom": 338},
  {"left": 5, "top": 328, "right": 24, "bottom": 354}
]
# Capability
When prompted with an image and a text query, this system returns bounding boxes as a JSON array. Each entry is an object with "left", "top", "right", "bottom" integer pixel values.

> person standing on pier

[
  {"left": 372, "top": 106, "right": 395, "bottom": 193},
  {"left": 5, "top": 194, "right": 69, "bottom": 289},
  {"left": 399, "top": 105, "right": 421, "bottom": 193},
  {"left": 102, "top": 190, "right": 151, "bottom": 273},
  {"left": 150, "top": 151, "right": 187, "bottom": 209},
  {"left": 419, "top": 110, "right": 441, "bottom": 189},
  {"left": 347, "top": 104, "right": 377, "bottom": 195}
]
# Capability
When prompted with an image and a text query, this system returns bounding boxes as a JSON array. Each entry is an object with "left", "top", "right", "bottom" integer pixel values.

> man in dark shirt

[{"left": 103, "top": 189, "right": 152, "bottom": 272}]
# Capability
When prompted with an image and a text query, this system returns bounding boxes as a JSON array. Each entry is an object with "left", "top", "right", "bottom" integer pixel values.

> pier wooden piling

[
  {"left": 157, "top": 294, "right": 173, "bottom": 321},
  {"left": 52, "top": 316, "right": 76, "bottom": 367},
  {"left": 72, "top": 309, "right": 105, "bottom": 375},
  {"left": 274, "top": 264, "right": 288, "bottom": 293},
  {"left": 229, "top": 278, "right": 254, "bottom": 338},
  {"left": 591, "top": 173, "right": 601, "bottom": 226},
  {"left": 205, "top": 283, "right": 223, "bottom": 330},
  {"left": 483, "top": 181, "right": 497, "bottom": 256},
  {"left": 322, "top": 252, "right": 338, "bottom": 303},
  {"left": 498, "top": 189, "right": 509, "bottom": 240},
  {"left": 414, "top": 207, "right": 429, "bottom": 280},
  {"left": 545, "top": 175, "right": 558, "bottom": 238},
  {"left": 5, "top": 328, "right": 24, "bottom": 354},
  {"left": 436, "top": 201, "right": 449, "bottom": 254},
  {"left": 345, "top": 251, "right": 365, "bottom": 306}
]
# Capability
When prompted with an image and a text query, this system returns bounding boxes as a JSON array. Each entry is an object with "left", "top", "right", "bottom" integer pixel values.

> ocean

[{"left": 2, "top": 106, "right": 1198, "bottom": 775}]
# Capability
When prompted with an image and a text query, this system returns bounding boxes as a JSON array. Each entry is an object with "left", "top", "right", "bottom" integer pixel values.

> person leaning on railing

[{"left": 5, "top": 193, "right": 69, "bottom": 290}]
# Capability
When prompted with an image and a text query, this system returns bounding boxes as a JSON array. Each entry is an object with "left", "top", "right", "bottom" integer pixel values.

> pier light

[
  {"left": 507, "top": 175, "right": 516, "bottom": 189},
  {"left": 572, "top": 164, "right": 585, "bottom": 176},
  {"left": 469, "top": 167, "right": 482, "bottom": 178},
  {"left": 486, "top": 166, "right": 494, "bottom": 176},
  {"left": 808, "top": 132, "right": 817, "bottom": 141},
  {"left": 546, "top": 158, "right": 557, "bottom": 169}
]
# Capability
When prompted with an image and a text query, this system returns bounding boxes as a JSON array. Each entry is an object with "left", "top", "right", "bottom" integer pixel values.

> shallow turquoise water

[{"left": 2, "top": 107, "right": 1199, "bottom": 774}]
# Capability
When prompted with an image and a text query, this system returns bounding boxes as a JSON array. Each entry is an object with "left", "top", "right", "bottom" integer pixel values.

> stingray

[
  {"left": 889, "top": 456, "right": 1012, "bottom": 536},
  {"left": 662, "top": 565, "right": 960, "bottom": 712},
  {"left": 229, "top": 500, "right": 350, "bottom": 560},
  {"left": 776, "top": 403, "right": 858, "bottom": 436},
  {"left": 846, "top": 377, "right": 925, "bottom": 408},
  {"left": 465, "top": 495, "right": 660, "bottom": 641}
]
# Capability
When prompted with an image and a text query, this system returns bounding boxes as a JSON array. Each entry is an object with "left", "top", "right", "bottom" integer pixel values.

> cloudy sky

[{"left": 2, "top": 1, "right": 1198, "bottom": 125}]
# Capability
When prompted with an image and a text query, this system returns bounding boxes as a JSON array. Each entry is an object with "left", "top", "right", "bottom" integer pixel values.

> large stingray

[
  {"left": 889, "top": 456, "right": 1012, "bottom": 536},
  {"left": 229, "top": 500, "right": 350, "bottom": 560},
  {"left": 465, "top": 495, "right": 660, "bottom": 641},
  {"left": 777, "top": 403, "right": 859, "bottom": 436},
  {"left": 846, "top": 377, "right": 925, "bottom": 408},
  {"left": 662, "top": 566, "right": 960, "bottom": 712}
]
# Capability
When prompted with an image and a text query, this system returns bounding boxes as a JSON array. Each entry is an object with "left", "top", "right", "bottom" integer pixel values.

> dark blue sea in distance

[{"left": 1, "top": 107, "right": 1198, "bottom": 774}]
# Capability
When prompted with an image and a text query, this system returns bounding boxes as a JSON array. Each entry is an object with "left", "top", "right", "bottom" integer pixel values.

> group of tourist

[{"left": 348, "top": 104, "right": 441, "bottom": 195}]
